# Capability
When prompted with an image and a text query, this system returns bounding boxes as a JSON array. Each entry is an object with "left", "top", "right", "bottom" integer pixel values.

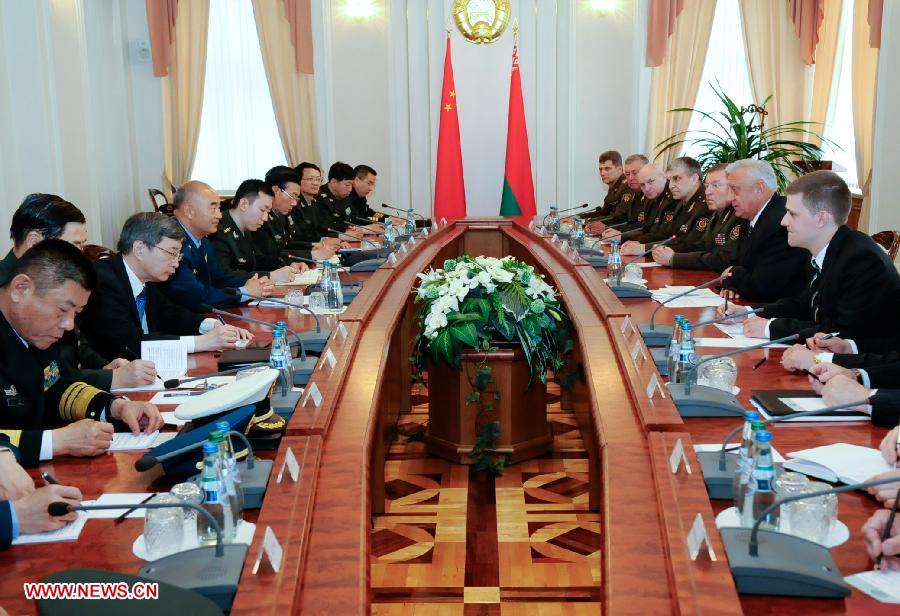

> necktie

[
  {"left": 135, "top": 288, "right": 148, "bottom": 334},
  {"left": 808, "top": 260, "right": 822, "bottom": 321}
]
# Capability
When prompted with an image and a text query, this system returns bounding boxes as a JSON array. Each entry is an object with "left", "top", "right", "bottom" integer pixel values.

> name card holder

[
  {"left": 303, "top": 381, "right": 323, "bottom": 409},
  {"left": 687, "top": 513, "right": 717, "bottom": 562},
  {"left": 668, "top": 437, "right": 692, "bottom": 475},
  {"left": 388, "top": 252, "right": 398, "bottom": 265},
  {"left": 252, "top": 526, "right": 284, "bottom": 574},
  {"left": 336, "top": 322, "right": 349, "bottom": 342},
  {"left": 408, "top": 235, "right": 416, "bottom": 246},
  {"left": 422, "top": 225, "right": 429, "bottom": 237},
  {"left": 320, "top": 347, "right": 337, "bottom": 372},
  {"left": 619, "top": 316, "right": 638, "bottom": 341},
  {"left": 560, "top": 240, "right": 570, "bottom": 252},
  {"left": 439, "top": 217, "right": 447, "bottom": 227},
  {"left": 399, "top": 243, "right": 408, "bottom": 255},
  {"left": 630, "top": 339, "right": 647, "bottom": 367},
  {"left": 276, "top": 446, "right": 300, "bottom": 484},
  {"left": 645, "top": 372, "right": 666, "bottom": 401}
]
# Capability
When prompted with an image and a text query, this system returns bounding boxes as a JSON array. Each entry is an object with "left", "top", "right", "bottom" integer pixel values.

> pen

[
  {"left": 216, "top": 314, "right": 227, "bottom": 326},
  {"left": 41, "top": 471, "right": 58, "bottom": 485},
  {"left": 124, "top": 346, "right": 162, "bottom": 382},
  {"left": 114, "top": 493, "right": 156, "bottom": 525},
  {"left": 875, "top": 487, "right": 900, "bottom": 570},
  {"left": 162, "top": 391, "right": 205, "bottom": 397},
  {"left": 753, "top": 357, "right": 767, "bottom": 370}
]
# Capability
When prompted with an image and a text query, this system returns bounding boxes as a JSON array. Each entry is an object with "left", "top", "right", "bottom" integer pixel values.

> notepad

[
  {"left": 846, "top": 569, "right": 900, "bottom": 603},
  {"left": 140, "top": 340, "right": 187, "bottom": 380},
  {"left": 750, "top": 390, "right": 870, "bottom": 422},
  {"left": 84, "top": 493, "right": 158, "bottom": 519},
  {"left": 695, "top": 337, "right": 788, "bottom": 349},
  {"left": 108, "top": 431, "right": 177, "bottom": 452},
  {"left": 783, "top": 443, "right": 893, "bottom": 484},
  {"left": 12, "top": 512, "right": 88, "bottom": 545},
  {"left": 274, "top": 269, "right": 322, "bottom": 287}
]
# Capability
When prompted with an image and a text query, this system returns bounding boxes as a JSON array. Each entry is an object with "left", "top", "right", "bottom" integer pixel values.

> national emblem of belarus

[{"left": 452, "top": 0, "right": 511, "bottom": 44}]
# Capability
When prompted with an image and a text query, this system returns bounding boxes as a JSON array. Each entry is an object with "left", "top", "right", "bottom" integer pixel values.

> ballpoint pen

[
  {"left": 41, "top": 471, "right": 58, "bottom": 485},
  {"left": 114, "top": 493, "right": 156, "bottom": 525}
]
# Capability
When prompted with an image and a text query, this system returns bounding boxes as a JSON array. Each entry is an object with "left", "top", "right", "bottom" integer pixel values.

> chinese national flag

[
  {"left": 433, "top": 35, "right": 467, "bottom": 220},
  {"left": 499, "top": 39, "right": 536, "bottom": 221}
]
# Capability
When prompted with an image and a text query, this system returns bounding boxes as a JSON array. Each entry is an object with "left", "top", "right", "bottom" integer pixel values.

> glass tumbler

[
  {"left": 696, "top": 357, "right": 738, "bottom": 393},
  {"left": 170, "top": 482, "right": 203, "bottom": 548},
  {"left": 143, "top": 493, "right": 184, "bottom": 559}
]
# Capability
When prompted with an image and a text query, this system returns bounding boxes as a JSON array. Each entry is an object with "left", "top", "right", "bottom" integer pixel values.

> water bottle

[
  {"left": 209, "top": 431, "right": 242, "bottom": 530},
  {"left": 572, "top": 217, "right": 585, "bottom": 248},
  {"left": 666, "top": 316, "right": 685, "bottom": 377},
  {"left": 671, "top": 322, "right": 695, "bottom": 384},
  {"left": 738, "top": 420, "right": 769, "bottom": 526},
  {"left": 732, "top": 410, "right": 761, "bottom": 513},
  {"left": 324, "top": 262, "right": 343, "bottom": 311},
  {"left": 404, "top": 208, "right": 416, "bottom": 236},
  {"left": 199, "top": 441, "right": 234, "bottom": 544},
  {"left": 548, "top": 206, "right": 561, "bottom": 233},
  {"left": 276, "top": 322, "right": 295, "bottom": 384},
  {"left": 214, "top": 420, "right": 245, "bottom": 516},
  {"left": 607, "top": 240, "right": 622, "bottom": 285},
  {"left": 749, "top": 430, "right": 779, "bottom": 531},
  {"left": 383, "top": 219, "right": 394, "bottom": 248},
  {"left": 269, "top": 327, "right": 290, "bottom": 394}
]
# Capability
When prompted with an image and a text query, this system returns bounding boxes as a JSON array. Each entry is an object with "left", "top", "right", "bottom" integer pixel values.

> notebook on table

[{"left": 750, "top": 390, "right": 870, "bottom": 422}]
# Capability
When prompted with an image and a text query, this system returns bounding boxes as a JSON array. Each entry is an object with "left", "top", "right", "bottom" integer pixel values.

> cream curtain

[
  {"left": 738, "top": 0, "right": 807, "bottom": 130},
  {"left": 807, "top": 0, "right": 843, "bottom": 147},
  {"left": 645, "top": 0, "right": 716, "bottom": 164},
  {"left": 852, "top": 0, "right": 880, "bottom": 231},
  {"left": 252, "top": 0, "right": 320, "bottom": 167},
  {"left": 161, "top": 0, "right": 209, "bottom": 192}
]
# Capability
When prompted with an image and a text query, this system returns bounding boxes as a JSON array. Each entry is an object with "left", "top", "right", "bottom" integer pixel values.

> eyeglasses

[
  {"left": 301, "top": 176, "right": 322, "bottom": 183},
  {"left": 280, "top": 188, "right": 301, "bottom": 202},
  {"left": 150, "top": 244, "right": 183, "bottom": 263}
]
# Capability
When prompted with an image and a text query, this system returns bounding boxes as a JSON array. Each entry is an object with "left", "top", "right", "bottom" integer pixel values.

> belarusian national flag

[
  {"left": 499, "top": 38, "right": 536, "bottom": 220},
  {"left": 433, "top": 34, "right": 467, "bottom": 220}
]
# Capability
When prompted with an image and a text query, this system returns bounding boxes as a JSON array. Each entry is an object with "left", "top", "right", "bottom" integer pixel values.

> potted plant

[
  {"left": 655, "top": 83, "right": 833, "bottom": 191},
  {"left": 412, "top": 255, "right": 572, "bottom": 473}
]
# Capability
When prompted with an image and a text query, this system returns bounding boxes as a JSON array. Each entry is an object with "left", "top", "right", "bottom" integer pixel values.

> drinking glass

[
  {"left": 697, "top": 357, "right": 738, "bottom": 393},
  {"left": 143, "top": 493, "right": 184, "bottom": 559},
  {"left": 284, "top": 290, "right": 304, "bottom": 310},
  {"left": 788, "top": 480, "right": 838, "bottom": 544},
  {"left": 622, "top": 263, "right": 643, "bottom": 284},
  {"left": 308, "top": 292, "right": 325, "bottom": 312},
  {"left": 774, "top": 472, "right": 809, "bottom": 535},
  {"left": 170, "top": 482, "right": 203, "bottom": 548}
]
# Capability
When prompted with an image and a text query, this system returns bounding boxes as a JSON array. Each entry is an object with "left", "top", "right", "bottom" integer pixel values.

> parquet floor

[{"left": 371, "top": 383, "right": 602, "bottom": 615}]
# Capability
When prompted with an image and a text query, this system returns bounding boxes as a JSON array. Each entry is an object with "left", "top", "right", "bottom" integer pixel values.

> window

[
  {"left": 820, "top": 0, "right": 859, "bottom": 193},
  {"left": 682, "top": 0, "right": 754, "bottom": 161},
  {"left": 191, "top": 0, "right": 285, "bottom": 193}
]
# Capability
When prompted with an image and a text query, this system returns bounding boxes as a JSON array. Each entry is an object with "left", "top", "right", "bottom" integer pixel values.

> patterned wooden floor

[{"left": 371, "top": 384, "right": 602, "bottom": 615}]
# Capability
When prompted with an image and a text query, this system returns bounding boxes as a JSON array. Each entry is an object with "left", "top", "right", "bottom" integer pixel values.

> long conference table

[{"left": 0, "top": 217, "right": 889, "bottom": 614}]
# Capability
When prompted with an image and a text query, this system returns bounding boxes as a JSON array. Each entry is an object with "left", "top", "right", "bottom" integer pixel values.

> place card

[
  {"left": 322, "top": 348, "right": 337, "bottom": 371},
  {"left": 277, "top": 446, "right": 300, "bottom": 483},
  {"left": 422, "top": 225, "right": 429, "bottom": 236},
  {"left": 439, "top": 217, "right": 447, "bottom": 227},
  {"left": 560, "top": 240, "right": 569, "bottom": 252},
  {"left": 669, "top": 438, "right": 692, "bottom": 475},
  {"left": 687, "top": 513, "right": 717, "bottom": 562},
  {"left": 630, "top": 339, "right": 647, "bottom": 365},
  {"left": 252, "top": 526, "right": 284, "bottom": 574},
  {"left": 388, "top": 252, "right": 398, "bottom": 265},
  {"left": 645, "top": 373, "right": 666, "bottom": 400},
  {"left": 399, "top": 243, "right": 408, "bottom": 254},
  {"left": 619, "top": 316, "right": 637, "bottom": 340},
  {"left": 408, "top": 235, "right": 416, "bottom": 246},
  {"left": 304, "top": 382, "right": 323, "bottom": 408},
  {"left": 337, "top": 322, "right": 349, "bottom": 341}
]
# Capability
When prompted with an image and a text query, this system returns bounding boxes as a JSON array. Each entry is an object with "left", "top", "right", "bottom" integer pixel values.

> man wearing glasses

[
  {"left": 81, "top": 212, "right": 253, "bottom": 361},
  {"left": 162, "top": 181, "right": 273, "bottom": 311}
]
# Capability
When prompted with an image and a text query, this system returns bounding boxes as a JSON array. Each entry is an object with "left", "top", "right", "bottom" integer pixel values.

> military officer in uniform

[
  {"left": 349, "top": 164, "right": 383, "bottom": 222},
  {"left": 602, "top": 164, "right": 672, "bottom": 243},
  {"left": 211, "top": 179, "right": 307, "bottom": 281},
  {"left": 621, "top": 157, "right": 708, "bottom": 254},
  {"left": 586, "top": 153, "right": 647, "bottom": 233},
  {"left": 653, "top": 163, "right": 741, "bottom": 271},
  {"left": 313, "top": 162, "right": 359, "bottom": 234},
  {"left": 0, "top": 241, "right": 162, "bottom": 468},
  {"left": 583, "top": 151, "right": 627, "bottom": 221}
]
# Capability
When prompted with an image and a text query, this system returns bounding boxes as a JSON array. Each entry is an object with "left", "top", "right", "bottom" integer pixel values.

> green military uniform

[
  {"left": 620, "top": 185, "right": 673, "bottom": 240},
  {"left": 210, "top": 210, "right": 285, "bottom": 278},
  {"left": 1, "top": 250, "right": 112, "bottom": 389},
  {"left": 585, "top": 175, "right": 628, "bottom": 221},
  {"left": 313, "top": 185, "right": 352, "bottom": 234},
  {"left": 666, "top": 186, "right": 711, "bottom": 252},
  {"left": 252, "top": 210, "right": 316, "bottom": 263},
  {"left": 0, "top": 309, "right": 119, "bottom": 467},
  {"left": 670, "top": 206, "right": 741, "bottom": 272}
]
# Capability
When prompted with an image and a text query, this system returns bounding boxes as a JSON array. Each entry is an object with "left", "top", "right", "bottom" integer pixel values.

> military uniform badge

[
  {"left": 730, "top": 226, "right": 741, "bottom": 240},
  {"left": 696, "top": 217, "right": 710, "bottom": 232},
  {"left": 43, "top": 361, "right": 60, "bottom": 392}
]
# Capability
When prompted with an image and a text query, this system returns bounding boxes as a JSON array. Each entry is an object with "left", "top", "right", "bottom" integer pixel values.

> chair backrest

[
  {"left": 148, "top": 188, "right": 173, "bottom": 215},
  {"left": 871, "top": 230, "right": 900, "bottom": 260},
  {"left": 83, "top": 244, "right": 115, "bottom": 262}
]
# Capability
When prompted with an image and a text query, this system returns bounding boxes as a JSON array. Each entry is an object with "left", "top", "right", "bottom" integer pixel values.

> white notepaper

[
  {"left": 13, "top": 512, "right": 88, "bottom": 545},
  {"left": 784, "top": 443, "right": 892, "bottom": 484},
  {"left": 634, "top": 262, "right": 663, "bottom": 268},
  {"left": 694, "top": 337, "right": 788, "bottom": 349},
  {"left": 140, "top": 340, "right": 187, "bottom": 380},
  {"left": 108, "top": 431, "right": 176, "bottom": 452},
  {"left": 714, "top": 322, "right": 747, "bottom": 337},
  {"left": 150, "top": 390, "right": 208, "bottom": 405},
  {"left": 84, "top": 493, "right": 158, "bottom": 519},
  {"left": 111, "top": 381, "right": 164, "bottom": 393},
  {"left": 845, "top": 569, "right": 900, "bottom": 603}
]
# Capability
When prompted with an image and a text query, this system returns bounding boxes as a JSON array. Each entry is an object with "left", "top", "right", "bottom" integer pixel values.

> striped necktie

[{"left": 809, "top": 259, "right": 822, "bottom": 321}]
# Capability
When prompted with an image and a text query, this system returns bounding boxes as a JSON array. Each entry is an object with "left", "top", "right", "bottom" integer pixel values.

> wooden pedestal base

[{"left": 425, "top": 346, "right": 551, "bottom": 465}]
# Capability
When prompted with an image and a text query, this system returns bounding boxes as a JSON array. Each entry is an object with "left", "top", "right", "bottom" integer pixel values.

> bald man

[
  {"left": 601, "top": 164, "right": 672, "bottom": 243},
  {"left": 161, "top": 181, "right": 274, "bottom": 311}
]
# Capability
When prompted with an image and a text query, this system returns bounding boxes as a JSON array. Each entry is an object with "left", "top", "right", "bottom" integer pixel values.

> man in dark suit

[
  {"left": 82, "top": 213, "right": 253, "bottom": 361},
  {"left": 349, "top": 164, "right": 382, "bottom": 222},
  {"left": 0, "top": 241, "right": 162, "bottom": 467},
  {"left": 720, "top": 159, "right": 807, "bottom": 301},
  {"left": 162, "top": 181, "right": 273, "bottom": 310},
  {"left": 730, "top": 171, "right": 899, "bottom": 343}
]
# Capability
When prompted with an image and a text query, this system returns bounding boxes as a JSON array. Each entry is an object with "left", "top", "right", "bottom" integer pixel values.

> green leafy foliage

[{"left": 655, "top": 84, "right": 835, "bottom": 192}]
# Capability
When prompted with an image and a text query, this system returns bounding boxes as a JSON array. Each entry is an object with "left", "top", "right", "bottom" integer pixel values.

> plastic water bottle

[
  {"left": 548, "top": 206, "right": 561, "bottom": 233},
  {"left": 671, "top": 322, "right": 695, "bottom": 384},
  {"left": 383, "top": 219, "right": 394, "bottom": 248},
  {"left": 738, "top": 420, "right": 769, "bottom": 526},
  {"left": 666, "top": 315, "right": 685, "bottom": 377},
  {"left": 404, "top": 208, "right": 416, "bottom": 236},
  {"left": 572, "top": 217, "right": 585, "bottom": 248},
  {"left": 209, "top": 431, "right": 241, "bottom": 530},
  {"left": 276, "top": 322, "right": 295, "bottom": 383},
  {"left": 732, "top": 410, "right": 761, "bottom": 514},
  {"left": 214, "top": 420, "right": 245, "bottom": 516},
  {"left": 328, "top": 263, "right": 343, "bottom": 311},
  {"left": 607, "top": 240, "right": 622, "bottom": 284},
  {"left": 269, "top": 327, "right": 291, "bottom": 394},
  {"left": 199, "top": 441, "right": 234, "bottom": 544},
  {"left": 749, "top": 430, "right": 779, "bottom": 530}
]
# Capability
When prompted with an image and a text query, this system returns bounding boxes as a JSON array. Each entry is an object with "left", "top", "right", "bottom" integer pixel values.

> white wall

[
  {"left": 869, "top": 0, "right": 900, "bottom": 238},
  {"left": 313, "top": 0, "right": 650, "bottom": 218},
  {"left": 0, "top": 0, "right": 162, "bottom": 255}
]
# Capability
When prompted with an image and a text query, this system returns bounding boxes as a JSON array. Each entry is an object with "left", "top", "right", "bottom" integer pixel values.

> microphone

[
  {"left": 556, "top": 203, "right": 590, "bottom": 218},
  {"left": 721, "top": 474, "right": 900, "bottom": 598},
  {"left": 692, "top": 307, "right": 763, "bottom": 328},
  {"left": 48, "top": 499, "right": 246, "bottom": 608},
  {"left": 379, "top": 202, "right": 427, "bottom": 222},
  {"left": 605, "top": 236, "right": 677, "bottom": 299},
  {"left": 698, "top": 401, "right": 868, "bottom": 500},
  {"left": 202, "top": 305, "right": 318, "bottom": 387},
  {"left": 329, "top": 229, "right": 380, "bottom": 249},
  {"left": 639, "top": 273, "right": 728, "bottom": 346},
  {"left": 221, "top": 289, "right": 325, "bottom": 337},
  {"left": 163, "top": 364, "right": 267, "bottom": 389},
  {"left": 666, "top": 333, "right": 801, "bottom": 417}
]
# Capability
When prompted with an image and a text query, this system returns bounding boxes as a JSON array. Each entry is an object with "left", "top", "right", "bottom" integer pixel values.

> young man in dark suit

[
  {"left": 729, "top": 170, "right": 899, "bottom": 344},
  {"left": 82, "top": 213, "right": 253, "bottom": 361},
  {"left": 718, "top": 159, "right": 807, "bottom": 302}
]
